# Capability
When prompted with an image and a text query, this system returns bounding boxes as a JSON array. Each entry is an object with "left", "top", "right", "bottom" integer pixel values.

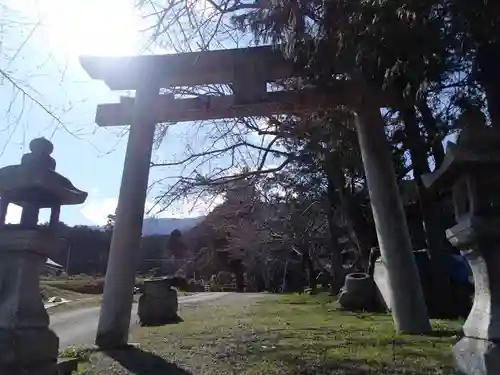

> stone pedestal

[
  {"left": 138, "top": 278, "right": 179, "bottom": 326},
  {"left": 454, "top": 337, "right": 500, "bottom": 375},
  {"left": 448, "top": 218, "right": 500, "bottom": 375},
  {"left": 0, "top": 229, "right": 62, "bottom": 375}
]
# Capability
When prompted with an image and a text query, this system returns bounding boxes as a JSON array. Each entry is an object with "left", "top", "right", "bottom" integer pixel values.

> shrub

[
  {"left": 209, "top": 282, "right": 222, "bottom": 292},
  {"left": 169, "top": 276, "right": 188, "bottom": 290},
  {"left": 186, "top": 279, "right": 204, "bottom": 292},
  {"left": 215, "top": 271, "right": 235, "bottom": 286},
  {"left": 45, "top": 279, "right": 104, "bottom": 294}
]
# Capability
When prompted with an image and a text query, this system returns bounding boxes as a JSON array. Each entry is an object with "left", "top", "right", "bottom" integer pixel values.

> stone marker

[
  {"left": 138, "top": 277, "right": 179, "bottom": 326},
  {"left": 0, "top": 138, "right": 87, "bottom": 375},
  {"left": 423, "top": 120, "right": 500, "bottom": 375}
]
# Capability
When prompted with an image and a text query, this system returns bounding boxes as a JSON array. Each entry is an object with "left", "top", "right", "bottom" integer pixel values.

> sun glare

[{"left": 38, "top": 0, "right": 143, "bottom": 57}]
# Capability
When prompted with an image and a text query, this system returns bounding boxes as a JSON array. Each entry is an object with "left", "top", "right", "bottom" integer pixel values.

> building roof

[{"left": 46, "top": 258, "right": 63, "bottom": 269}]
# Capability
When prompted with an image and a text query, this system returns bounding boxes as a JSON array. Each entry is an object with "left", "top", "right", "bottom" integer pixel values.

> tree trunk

[
  {"left": 401, "top": 105, "right": 453, "bottom": 317},
  {"left": 324, "top": 152, "right": 374, "bottom": 268},
  {"left": 301, "top": 246, "right": 316, "bottom": 293},
  {"left": 477, "top": 42, "right": 500, "bottom": 129},
  {"left": 325, "top": 186, "right": 345, "bottom": 295},
  {"left": 229, "top": 260, "right": 245, "bottom": 292},
  {"left": 417, "top": 99, "right": 445, "bottom": 168}
]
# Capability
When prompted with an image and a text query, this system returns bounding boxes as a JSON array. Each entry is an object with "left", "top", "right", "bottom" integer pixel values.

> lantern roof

[
  {"left": 423, "top": 127, "right": 500, "bottom": 193},
  {"left": 0, "top": 138, "right": 88, "bottom": 208}
]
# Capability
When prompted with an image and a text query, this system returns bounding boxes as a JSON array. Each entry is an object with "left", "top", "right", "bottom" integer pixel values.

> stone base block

[
  {"left": 338, "top": 273, "right": 375, "bottom": 310},
  {"left": 95, "top": 330, "right": 130, "bottom": 350},
  {"left": 0, "top": 362, "right": 58, "bottom": 375},
  {"left": 454, "top": 336, "right": 500, "bottom": 375},
  {"left": 0, "top": 328, "right": 58, "bottom": 370},
  {"left": 56, "top": 358, "right": 79, "bottom": 375}
]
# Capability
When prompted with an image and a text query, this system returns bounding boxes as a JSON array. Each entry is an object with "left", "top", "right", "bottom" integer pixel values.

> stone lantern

[
  {"left": 423, "top": 123, "right": 500, "bottom": 375},
  {"left": 0, "top": 138, "right": 87, "bottom": 375}
]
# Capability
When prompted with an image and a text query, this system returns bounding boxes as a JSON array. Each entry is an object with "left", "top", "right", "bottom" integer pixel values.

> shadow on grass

[
  {"left": 424, "top": 329, "right": 463, "bottom": 338},
  {"left": 139, "top": 314, "right": 184, "bottom": 327},
  {"left": 106, "top": 347, "right": 192, "bottom": 375}
]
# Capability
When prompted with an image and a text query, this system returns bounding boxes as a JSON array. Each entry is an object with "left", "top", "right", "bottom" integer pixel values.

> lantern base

[
  {"left": 454, "top": 336, "right": 500, "bottom": 375},
  {"left": 0, "top": 327, "right": 59, "bottom": 375}
]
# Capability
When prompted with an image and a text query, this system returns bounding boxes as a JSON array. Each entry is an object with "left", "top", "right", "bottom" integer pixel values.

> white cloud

[
  {"left": 163, "top": 196, "right": 224, "bottom": 219},
  {"left": 81, "top": 194, "right": 225, "bottom": 225},
  {"left": 81, "top": 197, "right": 160, "bottom": 226},
  {"left": 80, "top": 198, "right": 118, "bottom": 226}
]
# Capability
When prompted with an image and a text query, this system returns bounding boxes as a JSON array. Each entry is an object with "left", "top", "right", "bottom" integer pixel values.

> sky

[
  {"left": 0, "top": 0, "right": 228, "bottom": 226},
  {"left": 1, "top": 0, "right": 436, "bottom": 229}
]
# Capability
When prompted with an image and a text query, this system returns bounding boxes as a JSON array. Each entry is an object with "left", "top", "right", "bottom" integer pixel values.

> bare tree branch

[{"left": 151, "top": 137, "right": 290, "bottom": 167}]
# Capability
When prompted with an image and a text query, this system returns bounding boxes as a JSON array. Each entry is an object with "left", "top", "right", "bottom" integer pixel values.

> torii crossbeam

[{"left": 80, "top": 45, "right": 429, "bottom": 349}]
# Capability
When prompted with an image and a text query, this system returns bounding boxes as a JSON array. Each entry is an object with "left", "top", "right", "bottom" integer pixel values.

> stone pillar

[
  {"left": 96, "top": 84, "right": 159, "bottom": 349},
  {"left": 0, "top": 229, "right": 61, "bottom": 375},
  {"left": 354, "top": 102, "right": 431, "bottom": 333}
]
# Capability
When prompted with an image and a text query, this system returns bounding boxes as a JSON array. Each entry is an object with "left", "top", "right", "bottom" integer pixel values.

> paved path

[{"left": 51, "top": 292, "right": 230, "bottom": 348}]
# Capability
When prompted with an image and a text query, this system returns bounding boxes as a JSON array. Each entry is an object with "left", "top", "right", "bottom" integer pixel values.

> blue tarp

[
  {"left": 381, "top": 250, "right": 472, "bottom": 286},
  {"left": 451, "top": 254, "right": 472, "bottom": 284}
]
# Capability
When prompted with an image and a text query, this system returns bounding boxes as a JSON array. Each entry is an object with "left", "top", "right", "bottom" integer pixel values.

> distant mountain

[
  {"left": 87, "top": 216, "right": 205, "bottom": 236},
  {"left": 141, "top": 216, "right": 205, "bottom": 236}
]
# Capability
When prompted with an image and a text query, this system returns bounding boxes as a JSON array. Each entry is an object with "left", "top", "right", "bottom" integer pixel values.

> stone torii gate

[{"left": 80, "top": 45, "right": 430, "bottom": 349}]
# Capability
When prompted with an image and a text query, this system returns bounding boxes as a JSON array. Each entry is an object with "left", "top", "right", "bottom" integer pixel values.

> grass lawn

[
  {"left": 75, "top": 293, "right": 462, "bottom": 375},
  {"left": 41, "top": 277, "right": 106, "bottom": 300},
  {"left": 40, "top": 283, "right": 91, "bottom": 301}
]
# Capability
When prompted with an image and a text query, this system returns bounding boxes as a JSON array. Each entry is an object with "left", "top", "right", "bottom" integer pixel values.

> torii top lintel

[
  {"left": 80, "top": 46, "right": 392, "bottom": 126},
  {"left": 79, "top": 46, "right": 296, "bottom": 90}
]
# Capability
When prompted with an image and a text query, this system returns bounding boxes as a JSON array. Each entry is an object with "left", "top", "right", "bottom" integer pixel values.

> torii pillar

[
  {"left": 80, "top": 46, "right": 429, "bottom": 349},
  {"left": 95, "top": 83, "right": 159, "bottom": 348},
  {"left": 354, "top": 96, "right": 430, "bottom": 333}
]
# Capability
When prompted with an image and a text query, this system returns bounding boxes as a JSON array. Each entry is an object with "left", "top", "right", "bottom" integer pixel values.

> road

[{"left": 50, "top": 292, "right": 230, "bottom": 348}]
